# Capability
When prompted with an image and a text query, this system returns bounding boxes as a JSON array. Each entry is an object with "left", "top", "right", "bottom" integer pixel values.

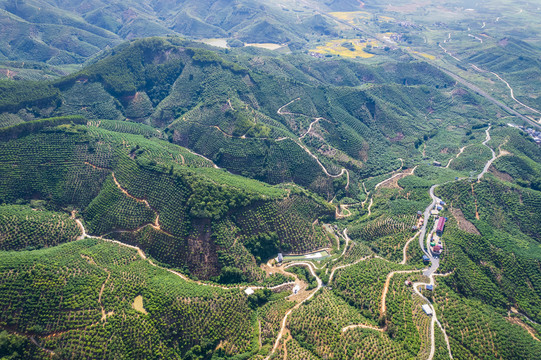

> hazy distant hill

[{"left": 0, "top": 0, "right": 340, "bottom": 67}]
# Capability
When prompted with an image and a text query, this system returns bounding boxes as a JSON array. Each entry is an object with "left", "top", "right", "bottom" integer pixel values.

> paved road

[
  {"left": 438, "top": 67, "right": 541, "bottom": 129},
  {"left": 418, "top": 185, "right": 441, "bottom": 277}
]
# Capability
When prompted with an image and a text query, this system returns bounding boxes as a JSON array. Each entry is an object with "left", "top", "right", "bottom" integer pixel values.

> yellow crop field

[
  {"left": 330, "top": 11, "right": 370, "bottom": 25},
  {"left": 310, "top": 39, "right": 379, "bottom": 59},
  {"left": 411, "top": 50, "right": 436, "bottom": 60}
]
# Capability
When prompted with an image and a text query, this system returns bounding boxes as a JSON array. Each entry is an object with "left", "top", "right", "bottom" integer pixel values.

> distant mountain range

[{"left": 0, "top": 0, "right": 362, "bottom": 66}]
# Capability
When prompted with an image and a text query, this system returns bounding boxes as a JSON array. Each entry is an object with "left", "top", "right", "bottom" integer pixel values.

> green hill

[
  {"left": 0, "top": 37, "right": 494, "bottom": 201},
  {"left": 0, "top": 118, "right": 333, "bottom": 281}
]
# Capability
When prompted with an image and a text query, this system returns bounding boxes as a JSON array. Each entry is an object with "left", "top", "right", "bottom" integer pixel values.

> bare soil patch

[
  {"left": 489, "top": 167, "right": 513, "bottom": 182},
  {"left": 507, "top": 316, "right": 540, "bottom": 341},
  {"left": 450, "top": 207, "right": 480, "bottom": 235},
  {"left": 132, "top": 295, "right": 148, "bottom": 314}
]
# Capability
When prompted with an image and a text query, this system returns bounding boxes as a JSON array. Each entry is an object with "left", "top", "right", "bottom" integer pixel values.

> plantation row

[
  {"left": 84, "top": 176, "right": 157, "bottom": 235},
  {"left": 434, "top": 281, "right": 541, "bottom": 359},
  {"left": 288, "top": 289, "right": 415, "bottom": 359},
  {"left": 236, "top": 199, "right": 332, "bottom": 256},
  {"left": 288, "top": 289, "right": 377, "bottom": 357},
  {"left": 332, "top": 258, "right": 410, "bottom": 321},
  {"left": 0, "top": 205, "right": 81, "bottom": 251},
  {"left": 385, "top": 273, "right": 426, "bottom": 356},
  {"left": 437, "top": 179, "right": 541, "bottom": 253},
  {"left": 348, "top": 215, "right": 417, "bottom": 244},
  {"left": 0, "top": 122, "right": 333, "bottom": 283},
  {"left": 258, "top": 298, "right": 295, "bottom": 348},
  {"left": 171, "top": 120, "right": 335, "bottom": 194},
  {"left": 438, "top": 226, "right": 541, "bottom": 324},
  {"left": 0, "top": 239, "right": 260, "bottom": 359}
]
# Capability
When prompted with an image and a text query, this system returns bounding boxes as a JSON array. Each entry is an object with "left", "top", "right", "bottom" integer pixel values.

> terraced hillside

[{"left": 0, "top": 117, "right": 333, "bottom": 282}]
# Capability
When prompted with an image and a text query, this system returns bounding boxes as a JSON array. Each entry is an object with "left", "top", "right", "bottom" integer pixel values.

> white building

[{"left": 422, "top": 304, "right": 433, "bottom": 316}]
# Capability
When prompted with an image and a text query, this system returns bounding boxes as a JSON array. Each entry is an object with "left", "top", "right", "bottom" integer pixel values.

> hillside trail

[
  {"left": 413, "top": 272, "right": 454, "bottom": 360},
  {"left": 265, "top": 229, "right": 373, "bottom": 359},
  {"left": 380, "top": 269, "right": 421, "bottom": 315},
  {"left": 401, "top": 232, "right": 420, "bottom": 265},
  {"left": 409, "top": 134, "right": 509, "bottom": 359},
  {"left": 335, "top": 203, "right": 357, "bottom": 219},
  {"left": 445, "top": 145, "right": 470, "bottom": 168},
  {"left": 74, "top": 218, "right": 295, "bottom": 293},
  {"left": 361, "top": 182, "right": 370, "bottom": 208},
  {"left": 100, "top": 172, "right": 172, "bottom": 236},
  {"left": 470, "top": 64, "right": 541, "bottom": 116},
  {"left": 374, "top": 163, "right": 416, "bottom": 191},
  {"left": 71, "top": 121, "right": 502, "bottom": 359},
  {"left": 30, "top": 336, "right": 56, "bottom": 356},
  {"left": 478, "top": 132, "right": 510, "bottom": 182},
  {"left": 410, "top": 152, "right": 511, "bottom": 360},
  {"left": 477, "top": 125, "right": 498, "bottom": 182},
  {"left": 277, "top": 98, "right": 350, "bottom": 190},
  {"left": 265, "top": 261, "right": 323, "bottom": 360},
  {"left": 184, "top": 148, "right": 220, "bottom": 169},
  {"left": 367, "top": 197, "right": 373, "bottom": 216}
]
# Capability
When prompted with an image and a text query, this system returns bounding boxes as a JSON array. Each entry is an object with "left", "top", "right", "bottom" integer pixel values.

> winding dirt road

[
  {"left": 401, "top": 232, "right": 420, "bottom": 265},
  {"left": 265, "top": 261, "right": 323, "bottom": 360},
  {"left": 478, "top": 125, "right": 495, "bottom": 181},
  {"left": 278, "top": 98, "right": 350, "bottom": 190},
  {"left": 445, "top": 145, "right": 470, "bottom": 168},
  {"left": 380, "top": 269, "right": 421, "bottom": 315}
]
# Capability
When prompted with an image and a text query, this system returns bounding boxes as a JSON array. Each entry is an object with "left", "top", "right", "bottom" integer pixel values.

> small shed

[
  {"left": 422, "top": 304, "right": 433, "bottom": 316},
  {"left": 292, "top": 285, "right": 300, "bottom": 295},
  {"left": 422, "top": 255, "right": 430, "bottom": 262},
  {"left": 433, "top": 161, "right": 442, "bottom": 167},
  {"left": 417, "top": 211, "right": 423, "bottom": 217},
  {"left": 277, "top": 253, "right": 283, "bottom": 263},
  {"left": 405, "top": 280, "right": 412, "bottom": 286},
  {"left": 244, "top": 288, "right": 255, "bottom": 296},
  {"left": 426, "top": 284, "right": 434, "bottom": 291},
  {"left": 440, "top": 201, "right": 446, "bottom": 206}
]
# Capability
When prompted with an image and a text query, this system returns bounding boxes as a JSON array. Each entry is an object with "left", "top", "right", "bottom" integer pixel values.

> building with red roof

[{"left": 436, "top": 217, "right": 446, "bottom": 234}]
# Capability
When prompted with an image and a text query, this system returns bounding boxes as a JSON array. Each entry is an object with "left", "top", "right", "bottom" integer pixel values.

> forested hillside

[{"left": 0, "top": 37, "right": 494, "bottom": 201}]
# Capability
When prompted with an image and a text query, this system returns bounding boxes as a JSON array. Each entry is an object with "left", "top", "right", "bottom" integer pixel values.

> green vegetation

[
  {"left": 0, "top": 81, "right": 60, "bottom": 112},
  {"left": 0, "top": 238, "right": 257, "bottom": 359},
  {"left": 1, "top": 1, "right": 541, "bottom": 357},
  {"left": 0, "top": 121, "right": 331, "bottom": 282},
  {"left": 332, "top": 258, "right": 410, "bottom": 321},
  {"left": 0, "top": 205, "right": 81, "bottom": 251}
]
